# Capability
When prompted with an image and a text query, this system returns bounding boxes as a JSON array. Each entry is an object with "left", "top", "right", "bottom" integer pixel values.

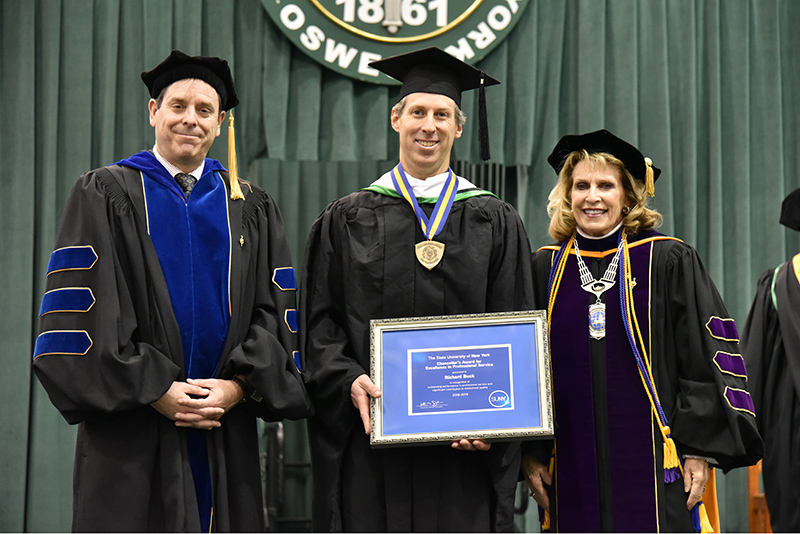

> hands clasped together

[{"left": 151, "top": 378, "right": 245, "bottom": 430}]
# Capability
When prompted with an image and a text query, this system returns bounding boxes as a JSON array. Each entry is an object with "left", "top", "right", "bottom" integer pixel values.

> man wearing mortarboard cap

[
  {"left": 523, "top": 129, "right": 762, "bottom": 531},
  {"left": 32, "top": 50, "right": 312, "bottom": 532},
  {"left": 741, "top": 187, "right": 800, "bottom": 532},
  {"left": 300, "top": 47, "right": 535, "bottom": 532}
]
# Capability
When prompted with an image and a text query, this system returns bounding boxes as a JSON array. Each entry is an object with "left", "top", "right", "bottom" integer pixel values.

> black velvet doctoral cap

[
  {"left": 369, "top": 46, "right": 499, "bottom": 108},
  {"left": 547, "top": 129, "right": 662, "bottom": 185},
  {"left": 141, "top": 50, "right": 239, "bottom": 111},
  {"left": 780, "top": 187, "right": 800, "bottom": 231}
]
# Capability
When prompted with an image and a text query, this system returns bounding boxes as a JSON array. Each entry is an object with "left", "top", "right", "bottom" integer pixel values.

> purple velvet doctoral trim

[
  {"left": 607, "top": 241, "right": 658, "bottom": 531},
  {"left": 724, "top": 387, "right": 756, "bottom": 414},
  {"left": 549, "top": 262, "right": 601, "bottom": 532},
  {"left": 713, "top": 351, "right": 748, "bottom": 378},
  {"left": 549, "top": 240, "right": 659, "bottom": 531},
  {"left": 706, "top": 317, "right": 740, "bottom": 341}
]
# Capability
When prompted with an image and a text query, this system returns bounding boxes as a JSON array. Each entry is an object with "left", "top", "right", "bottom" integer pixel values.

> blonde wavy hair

[{"left": 547, "top": 150, "right": 662, "bottom": 242}]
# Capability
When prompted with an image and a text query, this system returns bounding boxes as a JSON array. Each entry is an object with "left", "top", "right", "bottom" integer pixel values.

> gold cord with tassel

[
  {"left": 621, "top": 235, "right": 682, "bottom": 476},
  {"left": 227, "top": 111, "right": 244, "bottom": 201},
  {"left": 698, "top": 503, "right": 715, "bottom": 533},
  {"left": 660, "top": 426, "right": 681, "bottom": 471}
]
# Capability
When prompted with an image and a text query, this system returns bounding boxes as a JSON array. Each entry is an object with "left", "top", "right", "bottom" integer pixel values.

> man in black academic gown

[
  {"left": 742, "top": 187, "right": 800, "bottom": 532},
  {"left": 300, "top": 47, "right": 535, "bottom": 532},
  {"left": 32, "top": 50, "right": 312, "bottom": 532}
]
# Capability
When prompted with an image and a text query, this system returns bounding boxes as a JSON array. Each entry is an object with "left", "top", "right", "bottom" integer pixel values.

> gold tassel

[
  {"left": 644, "top": 157, "right": 655, "bottom": 197},
  {"left": 227, "top": 111, "right": 244, "bottom": 201},
  {"left": 699, "top": 503, "right": 715, "bottom": 533},
  {"left": 662, "top": 427, "right": 681, "bottom": 470}
]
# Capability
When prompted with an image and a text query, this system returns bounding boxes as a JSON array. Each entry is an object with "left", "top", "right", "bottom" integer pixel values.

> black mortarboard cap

[
  {"left": 141, "top": 50, "right": 238, "bottom": 111},
  {"left": 369, "top": 47, "right": 500, "bottom": 160},
  {"left": 369, "top": 47, "right": 499, "bottom": 108},
  {"left": 780, "top": 187, "right": 800, "bottom": 231},
  {"left": 547, "top": 129, "right": 661, "bottom": 196}
]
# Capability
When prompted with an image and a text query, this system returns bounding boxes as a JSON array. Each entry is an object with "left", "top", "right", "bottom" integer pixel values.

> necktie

[{"left": 174, "top": 172, "right": 197, "bottom": 197}]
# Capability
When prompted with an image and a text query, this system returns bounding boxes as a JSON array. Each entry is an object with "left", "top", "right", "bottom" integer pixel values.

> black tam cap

[
  {"left": 780, "top": 187, "right": 800, "bottom": 231},
  {"left": 141, "top": 50, "right": 238, "bottom": 111},
  {"left": 369, "top": 47, "right": 500, "bottom": 160},
  {"left": 548, "top": 129, "right": 661, "bottom": 196}
]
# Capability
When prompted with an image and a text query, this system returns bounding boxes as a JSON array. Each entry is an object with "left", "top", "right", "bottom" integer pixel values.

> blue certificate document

[
  {"left": 409, "top": 344, "right": 514, "bottom": 415},
  {"left": 370, "top": 311, "right": 553, "bottom": 446}
]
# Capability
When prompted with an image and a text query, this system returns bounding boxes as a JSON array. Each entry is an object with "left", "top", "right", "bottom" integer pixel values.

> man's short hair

[
  {"left": 392, "top": 95, "right": 467, "bottom": 127},
  {"left": 154, "top": 81, "right": 222, "bottom": 114}
]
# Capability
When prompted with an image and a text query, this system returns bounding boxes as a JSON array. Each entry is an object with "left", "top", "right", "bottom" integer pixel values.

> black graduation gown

[
  {"left": 33, "top": 163, "right": 312, "bottom": 532},
  {"left": 529, "top": 230, "right": 763, "bottom": 532},
  {"left": 742, "top": 257, "right": 800, "bottom": 532},
  {"left": 300, "top": 186, "right": 535, "bottom": 532}
]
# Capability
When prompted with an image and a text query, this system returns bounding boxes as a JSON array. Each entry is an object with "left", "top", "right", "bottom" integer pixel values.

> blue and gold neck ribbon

[{"left": 390, "top": 162, "right": 458, "bottom": 241}]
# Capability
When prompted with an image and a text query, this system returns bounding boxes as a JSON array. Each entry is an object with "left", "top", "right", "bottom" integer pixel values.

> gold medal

[
  {"left": 390, "top": 164, "right": 458, "bottom": 272},
  {"left": 415, "top": 240, "right": 445, "bottom": 270}
]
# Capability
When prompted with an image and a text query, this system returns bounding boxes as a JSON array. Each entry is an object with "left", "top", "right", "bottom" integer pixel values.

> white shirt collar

[
  {"left": 152, "top": 145, "right": 204, "bottom": 180},
  {"left": 576, "top": 220, "right": 625, "bottom": 240},
  {"left": 371, "top": 167, "right": 477, "bottom": 198}
]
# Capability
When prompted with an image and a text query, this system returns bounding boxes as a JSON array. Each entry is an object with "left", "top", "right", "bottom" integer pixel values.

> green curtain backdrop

[{"left": 3, "top": 0, "right": 799, "bottom": 531}]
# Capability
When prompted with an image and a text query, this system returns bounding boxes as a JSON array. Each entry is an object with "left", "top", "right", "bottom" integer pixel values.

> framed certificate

[{"left": 369, "top": 310, "right": 553, "bottom": 447}]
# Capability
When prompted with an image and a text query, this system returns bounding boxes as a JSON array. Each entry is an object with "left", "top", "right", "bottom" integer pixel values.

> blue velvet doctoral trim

[
  {"left": 272, "top": 267, "right": 297, "bottom": 291},
  {"left": 293, "top": 351, "right": 302, "bottom": 372},
  {"left": 118, "top": 151, "right": 230, "bottom": 379},
  {"left": 33, "top": 330, "right": 93, "bottom": 359},
  {"left": 40, "top": 288, "right": 96, "bottom": 316},
  {"left": 118, "top": 152, "right": 229, "bottom": 530},
  {"left": 115, "top": 151, "right": 227, "bottom": 203},
  {"left": 46, "top": 246, "right": 98, "bottom": 275},
  {"left": 285, "top": 309, "right": 298, "bottom": 333}
]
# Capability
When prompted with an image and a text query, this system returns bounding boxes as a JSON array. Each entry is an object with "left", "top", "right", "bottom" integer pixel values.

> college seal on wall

[{"left": 261, "top": 0, "right": 530, "bottom": 84}]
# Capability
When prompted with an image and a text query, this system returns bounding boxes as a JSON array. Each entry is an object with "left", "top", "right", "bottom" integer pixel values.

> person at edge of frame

[
  {"left": 32, "top": 49, "right": 312, "bottom": 532},
  {"left": 522, "top": 129, "right": 763, "bottom": 532},
  {"left": 741, "top": 186, "right": 800, "bottom": 533}
]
